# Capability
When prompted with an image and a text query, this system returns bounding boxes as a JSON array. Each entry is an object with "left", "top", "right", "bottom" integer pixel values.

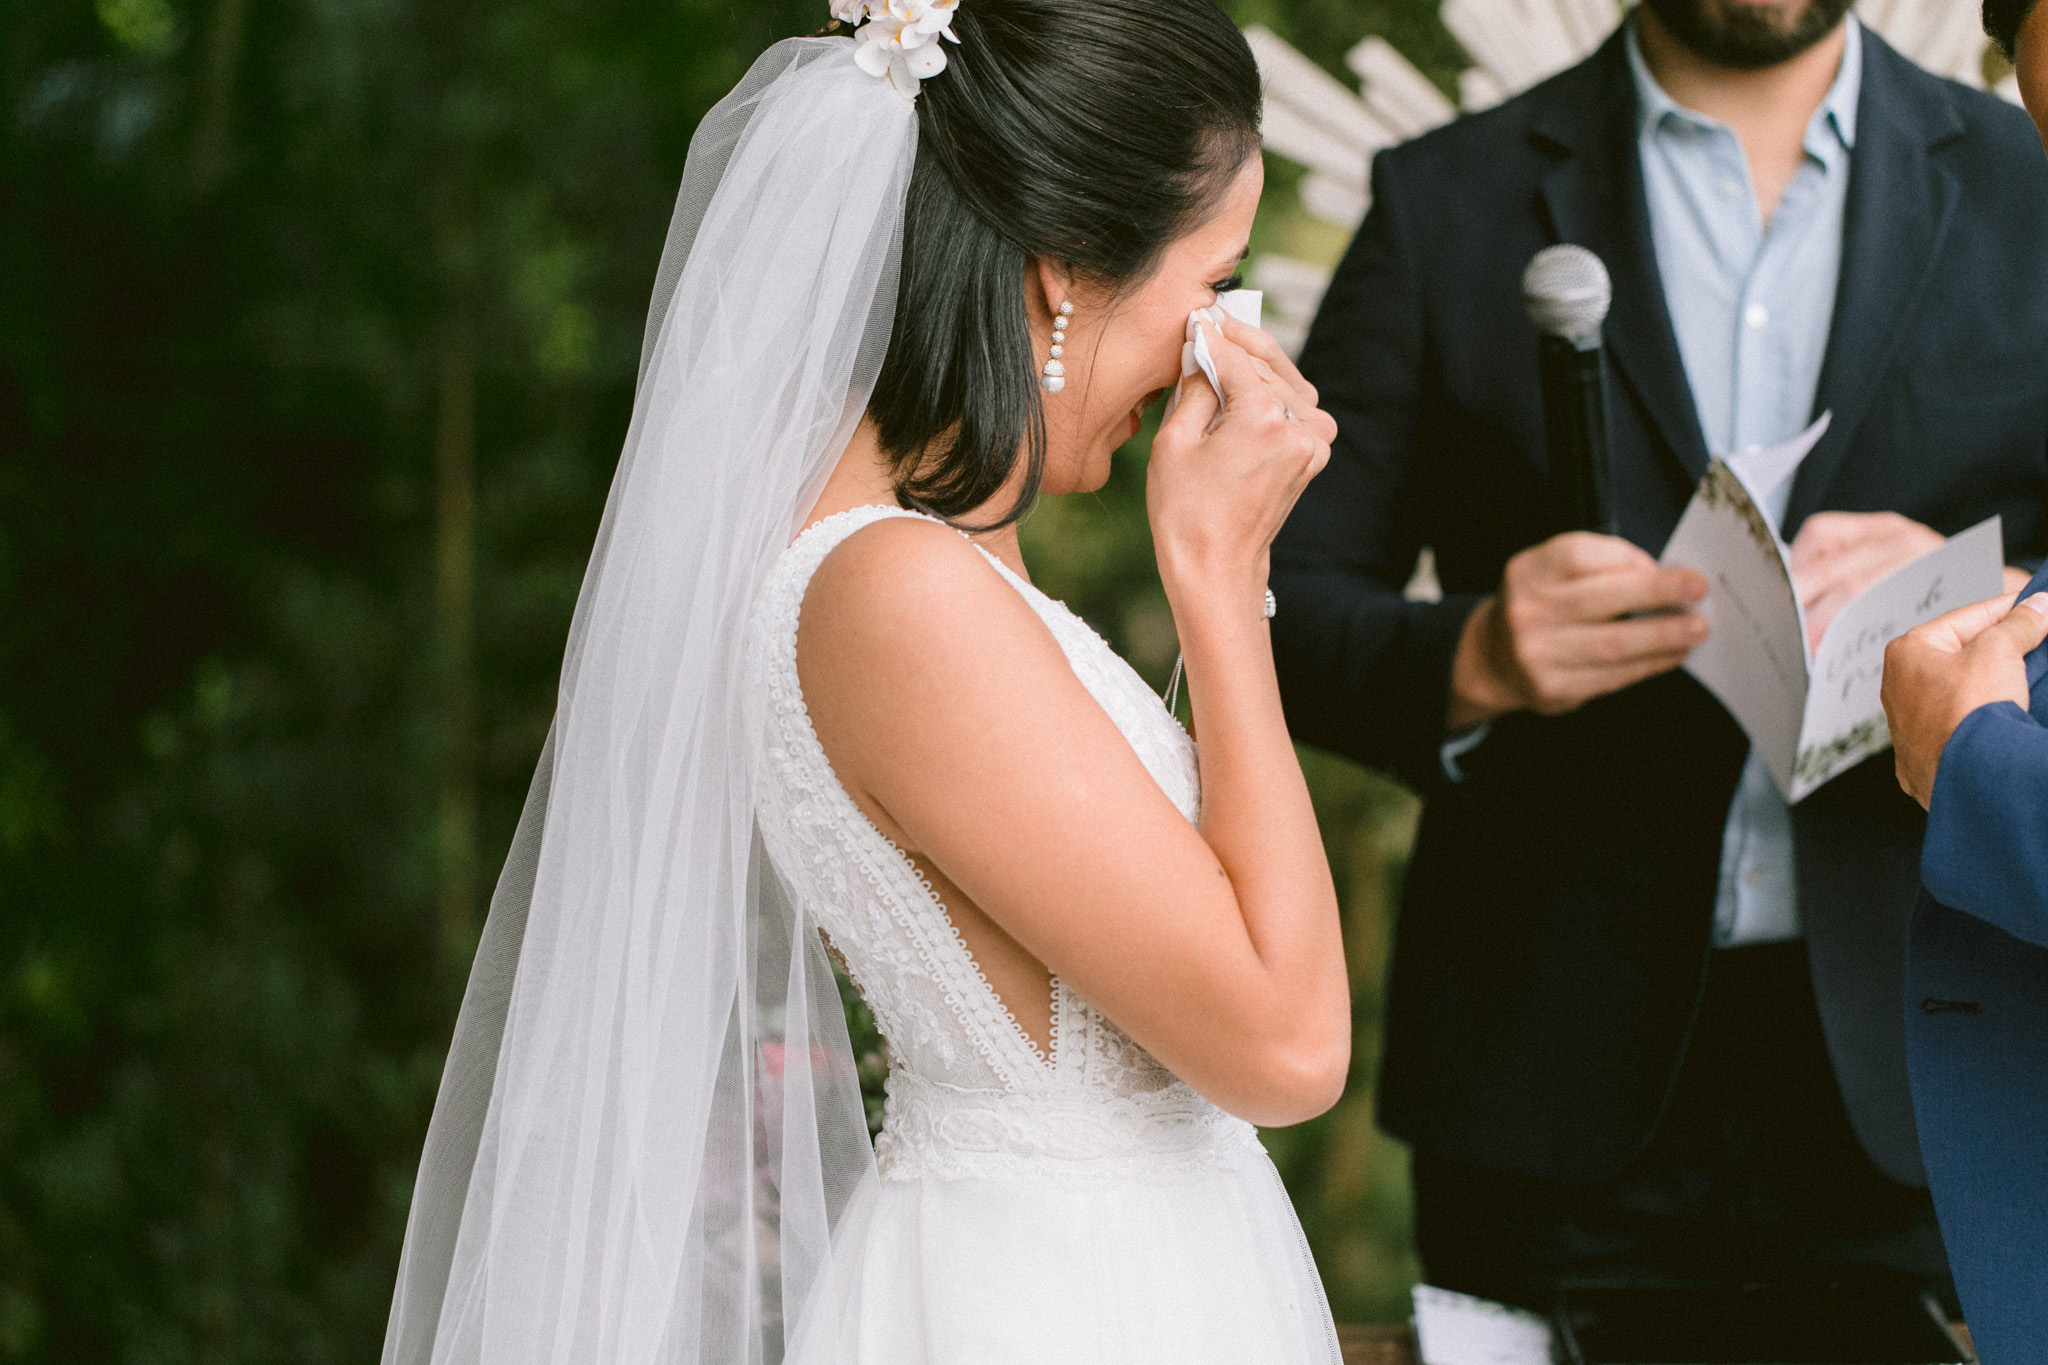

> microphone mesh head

[{"left": 1523, "top": 244, "right": 1612, "bottom": 346}]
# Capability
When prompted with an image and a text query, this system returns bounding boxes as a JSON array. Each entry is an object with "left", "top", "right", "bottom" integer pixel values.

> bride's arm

[
  {"left": 1151, "top": 319, "right": 1350, "bottom": 1121},
  {"left": 800, "top": 324, "right": 1345, "bottom": 1128}
]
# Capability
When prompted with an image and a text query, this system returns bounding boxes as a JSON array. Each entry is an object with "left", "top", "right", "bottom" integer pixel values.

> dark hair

[
  {"left": 1987, "top": 0, "right": 2043, "bottom": 60},
  {"left": 864, "top": 0, "right": 1261, "bottom": 528}
]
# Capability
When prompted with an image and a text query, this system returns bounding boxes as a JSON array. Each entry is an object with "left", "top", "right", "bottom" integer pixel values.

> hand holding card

[{"left": 1658, "top": 415, "right": 2005, "bottom": 801}]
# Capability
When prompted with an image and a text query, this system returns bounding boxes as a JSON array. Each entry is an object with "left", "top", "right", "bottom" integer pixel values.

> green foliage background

[{"left": 0, "top": 0, "right": 1460, "bottom": 1356}]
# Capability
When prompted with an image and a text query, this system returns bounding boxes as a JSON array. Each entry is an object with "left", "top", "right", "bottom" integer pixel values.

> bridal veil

[{"left": 382, "top": 39, "right": 916, "bottom": 1364}]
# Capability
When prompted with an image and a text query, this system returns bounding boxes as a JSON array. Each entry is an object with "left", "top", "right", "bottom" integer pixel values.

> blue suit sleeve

[{"left": 1922, "top": 700, "right": 2048, "bottom": 950}]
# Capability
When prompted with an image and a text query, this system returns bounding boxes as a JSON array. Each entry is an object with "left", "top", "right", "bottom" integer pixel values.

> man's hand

[
  {"left": 1789, "top": 512, "right": 1944, "bottom": 652},
  {"left": 1449, "top": 532, "right": 1709, "bottom": 729},
  {"left": 1882, "top": 592, "right": 2048, "bottom": 809}
]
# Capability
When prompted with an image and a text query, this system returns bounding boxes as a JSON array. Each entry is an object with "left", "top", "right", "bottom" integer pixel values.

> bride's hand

[{"left": 1146, "top": 317, "right": 1335, "bottom": 610}]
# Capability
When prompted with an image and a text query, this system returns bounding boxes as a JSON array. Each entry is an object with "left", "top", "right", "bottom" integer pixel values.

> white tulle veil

[{"left": 382, "top": 37, "right": 915, "bottom": 1364}]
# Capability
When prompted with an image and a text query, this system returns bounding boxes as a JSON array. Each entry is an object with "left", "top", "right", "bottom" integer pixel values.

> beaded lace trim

[
  {"left": 874, "top": 1070, "right": 1262, "bottom": 1184},
  {"left": 878, "top": 828, "right": 1051, "bottom": 1068}
]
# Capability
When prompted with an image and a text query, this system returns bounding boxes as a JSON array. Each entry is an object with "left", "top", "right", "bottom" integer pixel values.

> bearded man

[{"left": 1272, "top": 0, "right": 2048, "bottom": 1309}]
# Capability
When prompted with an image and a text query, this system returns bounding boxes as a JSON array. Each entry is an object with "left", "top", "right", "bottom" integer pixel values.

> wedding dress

[
  {"left": 751, "top": 505, "right": 1343, "bottom": 1365},
  {"left": 381, "top": 39, "right": 1340, "bottom": 1365}
]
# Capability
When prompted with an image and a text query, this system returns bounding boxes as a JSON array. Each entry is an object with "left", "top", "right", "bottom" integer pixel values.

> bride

[{"left": 382, "top": 0, "right": 1349, "bottom": 1360}]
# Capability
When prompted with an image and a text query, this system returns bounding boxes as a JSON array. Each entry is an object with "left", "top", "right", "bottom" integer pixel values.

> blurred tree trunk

[
  {"left": 191, "top": 0, "right": 248, "bottom": 191},
  {"left": 436, "top": 314, "right": 477, "bottom": 950}
]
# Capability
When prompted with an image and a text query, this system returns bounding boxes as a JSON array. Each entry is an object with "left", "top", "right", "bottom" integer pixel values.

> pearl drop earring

[{"left": 1041, "top": 300, "right": 1072, "bottom": 394}]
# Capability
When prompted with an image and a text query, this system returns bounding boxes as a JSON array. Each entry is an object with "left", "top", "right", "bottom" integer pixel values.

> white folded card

[{"left": 1659, "top": 415, "right": 2004, "bottom": 803}]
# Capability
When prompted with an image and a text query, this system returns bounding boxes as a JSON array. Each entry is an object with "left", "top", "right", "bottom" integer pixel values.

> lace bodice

[{"left": 749, "top": 505, "right": 1258, "bottom": 1182}]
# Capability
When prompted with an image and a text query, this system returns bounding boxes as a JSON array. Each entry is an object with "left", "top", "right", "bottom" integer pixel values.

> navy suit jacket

[
  {"left": 1907, "top": 565, "right": 2048, "bottom": 1362},
  {"left": 1273, "top": 26, "right": 2048, "bottom": 1188}
]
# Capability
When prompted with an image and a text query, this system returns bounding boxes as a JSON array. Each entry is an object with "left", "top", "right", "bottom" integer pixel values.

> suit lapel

[
  {"left": 1531, "top": 36, "right": 1720, "bottom": 497},
  {"left": 1787, "top": 37, "right": 1964, "bottom": 531},
  {"left": 1532, "top": 35, "right": 1712, "bottom": 490},
  {"left": 1540, "top": 156, "right": 1714, "bottom": 490}
]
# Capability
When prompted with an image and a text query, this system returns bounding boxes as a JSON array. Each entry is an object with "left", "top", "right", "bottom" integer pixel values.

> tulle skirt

[{"left": 785, "top": 1101, "right": 1342, "bottom": 1365}]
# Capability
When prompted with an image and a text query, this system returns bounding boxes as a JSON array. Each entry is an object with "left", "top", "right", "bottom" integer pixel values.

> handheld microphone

[{"left": 1523, "top": 245, "right": 1617, "bottom": 536}]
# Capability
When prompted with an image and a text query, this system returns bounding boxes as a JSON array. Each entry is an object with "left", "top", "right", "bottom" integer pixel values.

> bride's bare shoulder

[
  {"left": 805, "top": 514, "right": 1008, "bottom": 630},
  {"left": 797, "top": 512, "right": 1064, "bottom": 692}
]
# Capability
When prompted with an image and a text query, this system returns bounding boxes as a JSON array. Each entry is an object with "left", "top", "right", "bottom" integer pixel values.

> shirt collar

[{"left": 1626, "top": 13, "right": 1861, "bottom": 158}]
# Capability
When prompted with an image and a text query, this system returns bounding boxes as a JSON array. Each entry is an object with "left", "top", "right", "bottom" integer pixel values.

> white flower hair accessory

[{"left": 833, "top": 0, "right": 961, "bottom": 98}]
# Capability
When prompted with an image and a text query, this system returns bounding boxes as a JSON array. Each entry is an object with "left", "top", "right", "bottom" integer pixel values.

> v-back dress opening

[{"left": 748, "top": 504, "right": 1341, "bottom": 1365}]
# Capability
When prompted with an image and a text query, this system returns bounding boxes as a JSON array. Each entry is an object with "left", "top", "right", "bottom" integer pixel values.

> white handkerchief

[{"left": 1165, "top": 288, "right": 1261, "bottom": 432}]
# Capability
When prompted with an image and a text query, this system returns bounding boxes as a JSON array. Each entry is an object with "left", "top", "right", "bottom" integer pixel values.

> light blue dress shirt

[
  {"left": 1439, "top": 20, "right": 1861, "bottom": 944},
  {"left": 1628, "top": 15, "right": 1861, "bottom": 946}
]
